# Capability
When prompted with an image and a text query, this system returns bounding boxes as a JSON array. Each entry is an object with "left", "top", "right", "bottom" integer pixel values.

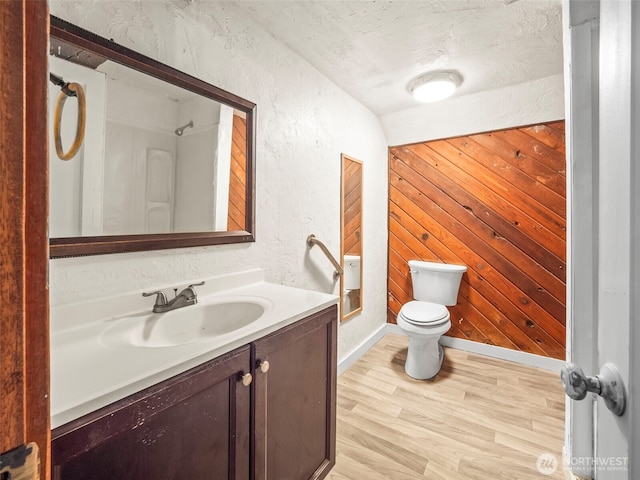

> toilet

[{"left": 397, "top": 260, "right": 467, "bottom": 380}]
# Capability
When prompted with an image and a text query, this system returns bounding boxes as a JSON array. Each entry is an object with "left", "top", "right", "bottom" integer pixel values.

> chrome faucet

[{"left": 142, "top": 281, "right": 205, "bottom": 313}]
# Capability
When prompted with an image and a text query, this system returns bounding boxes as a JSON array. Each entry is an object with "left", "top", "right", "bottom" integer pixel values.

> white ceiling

[{"left": 234, "top": 0, "right": 563, "bottom": 117}]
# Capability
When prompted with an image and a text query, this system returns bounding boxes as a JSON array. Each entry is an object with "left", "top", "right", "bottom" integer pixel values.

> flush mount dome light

[{"left": 408, "top": 70, "right": 463, "bottom": 103}]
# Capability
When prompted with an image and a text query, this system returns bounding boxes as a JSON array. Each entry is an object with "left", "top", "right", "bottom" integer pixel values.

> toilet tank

[
  {"left": 343, "top": 255, "right": 361, "bottom": 290},
  {"left": 409, "top": 260, "right": 466, "bottom": 306}
]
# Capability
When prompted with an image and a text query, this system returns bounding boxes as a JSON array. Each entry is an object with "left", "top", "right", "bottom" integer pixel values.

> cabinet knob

[
  {"left": 258, "top": 360, "right": 270, "bottom": 373},
  {"left": 240, "top": 372, "right": 252, "bottom": 386}
]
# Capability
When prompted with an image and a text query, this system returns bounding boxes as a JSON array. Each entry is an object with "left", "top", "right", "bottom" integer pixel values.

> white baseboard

[
  {"left": 338, "top": 324, "right": 565, "bottom": 375},
  {"left": 439, "top": 335, "right": 565, "bottom": 372},
  {"left": 337, "top": 323, "right": 388, "bottom": 376}
]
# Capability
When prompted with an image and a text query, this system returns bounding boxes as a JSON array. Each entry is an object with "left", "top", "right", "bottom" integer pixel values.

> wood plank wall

[
  {"left": 388, "top": 121, "right": 566, "bottom": 359},
  {"left": 228, "top": 114, "right": 247, "bottom": 231},
  {"left": 343, "top": 158, "right": 362, "bottom": 256}
]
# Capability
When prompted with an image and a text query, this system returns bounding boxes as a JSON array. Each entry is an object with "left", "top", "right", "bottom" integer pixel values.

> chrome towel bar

[{"left": 307, "top": 234, "right": 343, "bottom": 280}]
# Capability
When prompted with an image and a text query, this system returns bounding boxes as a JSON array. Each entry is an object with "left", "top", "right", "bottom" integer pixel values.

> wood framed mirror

[
  {"left": 340, "top": 154, "right": 363, "bottom": 321},
  {"left": 48, "top": 16, "right": 256, "bottom": 258}
]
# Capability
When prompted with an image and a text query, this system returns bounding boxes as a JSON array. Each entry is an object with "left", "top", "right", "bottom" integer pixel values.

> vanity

[
  {"left": 47, "top": 14, "right": 339, "bottom": 480},
  {"left": 50, "top": 270, "right": 338, "bottom": 480}
]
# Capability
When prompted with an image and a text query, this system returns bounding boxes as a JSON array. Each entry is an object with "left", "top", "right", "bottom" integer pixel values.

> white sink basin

[
  {"left": 51, "top": 269, "right": 340, "bottom": 429},
  {"left": 101, "top": 297, "right": 269, "bottom": 348}
]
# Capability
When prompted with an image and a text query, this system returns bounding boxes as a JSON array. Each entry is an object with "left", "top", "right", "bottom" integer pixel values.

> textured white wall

[
  {"left": 49, "top": 1, "right": 389, "bottom": 363},
  {"left": 381, "top": 74, "right": 565, "bottom": 146}
]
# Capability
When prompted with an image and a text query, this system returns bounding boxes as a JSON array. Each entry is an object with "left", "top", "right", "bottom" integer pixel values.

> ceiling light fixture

[{"left": 408, "top": 70, "right": 463, "bottom": 103}]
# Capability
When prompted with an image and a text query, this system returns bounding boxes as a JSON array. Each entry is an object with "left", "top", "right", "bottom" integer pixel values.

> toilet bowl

[{"left": 397, "top": 260, "right": 466, "bottom": 380}]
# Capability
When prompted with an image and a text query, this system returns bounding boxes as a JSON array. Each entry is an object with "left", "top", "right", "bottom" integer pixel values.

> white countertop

[{"left": 50, "top": 269, "right": 338, "bottom": 429}]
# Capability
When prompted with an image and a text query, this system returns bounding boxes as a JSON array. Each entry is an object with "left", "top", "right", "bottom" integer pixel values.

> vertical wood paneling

[
  {"left": 1, "top": 0, "right": 27, "bottom": 452},
  {"left": 25, "top": 3, "right": 51, "bottom": 478},
  {"left": 228, "top": 114, "right": 247, "bottom": 231},
  {"left": 0, "top": 1, "right": 50, "bottom": 478},
  {"left": 388, "top": 121, "right": 566, "bottom": 359}
]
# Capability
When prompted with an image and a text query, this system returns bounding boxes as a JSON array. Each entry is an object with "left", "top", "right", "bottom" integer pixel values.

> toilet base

[{"left": 404, "top": 336, "right": 445, "bottom": 380}]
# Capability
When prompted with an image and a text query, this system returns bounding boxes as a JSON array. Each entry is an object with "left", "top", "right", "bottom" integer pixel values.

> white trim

[
  {"left": 337, "top": 323, "right": 388, "bottom": 376},
  {"left": 562, "top": 446, "right": 590, "bottom": 480},
  {"left": 385, "top": 323, "right": 404, "bottom": 336},
  {"left": 563, "top": 1, "right": 599, "bottom": 475},
  {"left": 439, "top": 335, "right": 565, "bottom": 372},
  {"left": 338, "top": 324, "right": 565, "bottom": 375}
]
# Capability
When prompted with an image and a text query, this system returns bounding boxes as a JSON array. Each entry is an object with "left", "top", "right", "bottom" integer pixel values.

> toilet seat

[{"left": 399, "top": 301, "right": 449, "bottom": 327}]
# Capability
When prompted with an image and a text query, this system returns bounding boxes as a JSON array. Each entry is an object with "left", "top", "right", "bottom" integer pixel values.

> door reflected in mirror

[{"left": 340, "top": 154, "right": 363, "bottom": 321}]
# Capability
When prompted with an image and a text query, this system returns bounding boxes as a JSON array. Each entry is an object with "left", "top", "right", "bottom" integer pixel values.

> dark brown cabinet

[
  {"left": 51, "top": 345, "right": 252, "bottom": 480},
  {"left": 252, "top": 306, "right": 337, "bottom": 480},
  {"left": 51, "top": 305, "right": 337, "bottom": 480}
]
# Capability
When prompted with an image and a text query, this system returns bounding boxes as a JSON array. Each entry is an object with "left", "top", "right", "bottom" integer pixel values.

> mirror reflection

[
  {"left": 48, "top": 16, "right": 255, "bottom": 257},
  {"left": 340, "top": 154, "right": 363, "bottom": 321},
  {"left": 49, "top": 46, "right": 247, "bottom": 237}
]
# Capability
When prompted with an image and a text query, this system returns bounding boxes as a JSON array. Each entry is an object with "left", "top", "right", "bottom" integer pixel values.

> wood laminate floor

[{"left": 326, "top": 334, "right": 565, "bottom": 480}]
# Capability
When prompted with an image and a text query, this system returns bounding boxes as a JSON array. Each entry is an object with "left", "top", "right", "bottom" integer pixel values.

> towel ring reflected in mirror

[{"left": 48, "top": 15, "right": 256, "bottom": 258}]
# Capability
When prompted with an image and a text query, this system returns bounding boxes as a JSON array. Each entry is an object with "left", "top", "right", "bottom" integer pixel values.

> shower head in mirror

[
  {"left": 175, "top": 120, "right": 194, "bottom": 136},
  {"left": 48, "top": 14, "right": 257, "bottom": 258}
]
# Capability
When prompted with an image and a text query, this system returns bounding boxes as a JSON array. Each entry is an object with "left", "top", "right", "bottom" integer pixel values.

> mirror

[
  {"left": 340, "top": 154, "right": 363, "bottom": 321},
  {"left": 48, "top": 16, "right": 256, "bottom": 257}
]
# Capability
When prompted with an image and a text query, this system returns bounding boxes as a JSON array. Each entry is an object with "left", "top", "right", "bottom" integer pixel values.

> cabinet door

[
  {"left": 253, "top": 305, "right": 337, "bottom": 480},
  {"left": 52, "top": 346, "right": 251, "bottom": 480}
]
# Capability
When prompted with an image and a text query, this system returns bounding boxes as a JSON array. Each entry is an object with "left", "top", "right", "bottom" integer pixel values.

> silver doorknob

[
  {"left": 560, "top": 362, "right": 626, "bottom": 416},
  {"left": 258, "top": 360, "right": 270, "bottom": 373},
  {"left": 560, "top": 363, "right": 595, "bottom": 400},
  {"left": 240, "top": 372, "right": 252, "bottom": 386}
]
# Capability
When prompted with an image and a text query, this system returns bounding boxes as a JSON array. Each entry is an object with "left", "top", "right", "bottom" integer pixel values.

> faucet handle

[
  {"left": 165, "top": 280, "right": 205, "bottom": 301},
  {"left": 181, "top": 281, "right": 205, "bottom": 301},
  {"left": 142, "top": 290, "right": 168, "bottom": 306}
]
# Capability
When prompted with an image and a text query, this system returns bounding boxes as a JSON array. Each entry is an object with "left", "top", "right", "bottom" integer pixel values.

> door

[
  {"left": 0, "top": 1, "right": 50, "bottom": 479},
  {"left": 565, "top": 0, "right": 637, "bottom": 478}
]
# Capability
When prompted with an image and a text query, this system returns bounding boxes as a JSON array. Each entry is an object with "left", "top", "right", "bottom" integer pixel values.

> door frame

[
  {"left": 6, "top": 2, "right": 640, "bottom": 480},
  {"left": 563, "top": 0, "right": 599, "bottom": 476},
  {"left": 0, "top": 1, "right": 50, "bottom": 478}
]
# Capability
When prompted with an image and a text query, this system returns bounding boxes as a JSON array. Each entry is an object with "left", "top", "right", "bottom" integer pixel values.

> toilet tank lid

[{"left": 409, "top": 260, "right": 467, "bottom": 273}]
